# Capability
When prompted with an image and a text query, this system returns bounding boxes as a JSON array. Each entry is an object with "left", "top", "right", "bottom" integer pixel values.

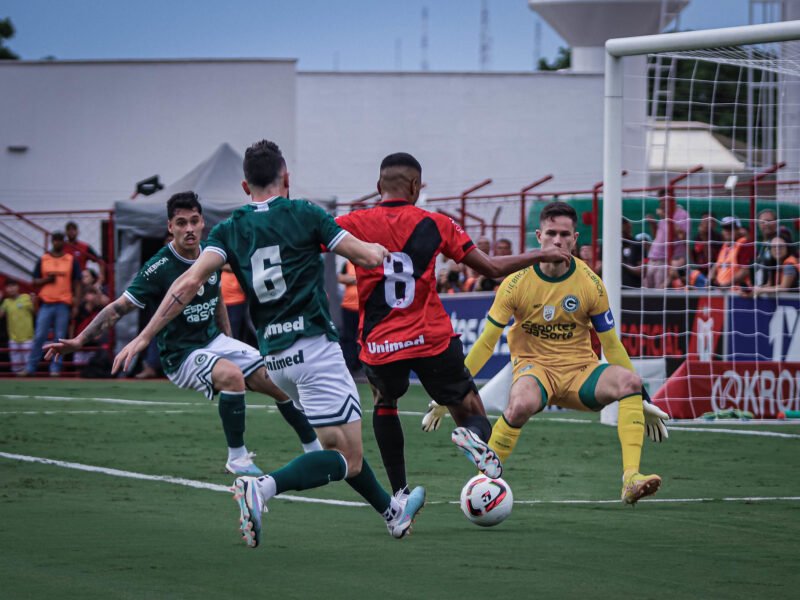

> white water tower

[{"left": 529, "top": 0, "right": 689, "bottom": 72}]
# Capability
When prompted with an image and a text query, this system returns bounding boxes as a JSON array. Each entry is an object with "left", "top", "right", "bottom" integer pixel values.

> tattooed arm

[
  {"left": 113, "top": 251, "right": 224, "bottom": 373},
  {"left": 44, "top": 296, "right": 137, "bottom": 360}
]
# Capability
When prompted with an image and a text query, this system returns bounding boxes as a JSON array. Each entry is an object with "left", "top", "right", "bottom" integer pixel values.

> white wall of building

[
  {"left": 1, "top": 60, "right": 647, "bottom": 216},
  {"left": 296, "top": 71, "right": 607, "bottom": 202},
  {"left": 0, "top": 60, "right": 296, "bottom": 211}
]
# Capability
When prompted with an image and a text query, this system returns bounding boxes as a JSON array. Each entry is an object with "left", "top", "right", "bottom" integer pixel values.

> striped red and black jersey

[{"left": 336, "top": 199, "right": 476, "bottom": 365}]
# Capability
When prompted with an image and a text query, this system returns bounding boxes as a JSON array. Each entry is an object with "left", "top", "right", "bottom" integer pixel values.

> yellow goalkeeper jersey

[{"left": 486, "top": 257, "right": 616, "bottom": 368}]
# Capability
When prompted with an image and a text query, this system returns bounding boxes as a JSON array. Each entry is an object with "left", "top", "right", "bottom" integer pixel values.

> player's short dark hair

[
  {"left": 65, "top": 221, "right": 78, "bottom": 230},
  {"left": 167, "top": 192, "right": 202, "bottom": 219},
  {"left": 540, "top": 201, "right": 577, "bottom": 226},
  {"left": 380, "top": 152, "right": 422, "bottom": 175},
  {"left": 51, "top": 231, "right": 65, "bottom": 241},
  {"left": 244, "top": 140, "right": 286, "bottom": 188}
]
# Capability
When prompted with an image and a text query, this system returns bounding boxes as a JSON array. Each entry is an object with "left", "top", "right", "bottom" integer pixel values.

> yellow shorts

[{"left": 511, "top": 358, "right": 611, "bottom": 412}]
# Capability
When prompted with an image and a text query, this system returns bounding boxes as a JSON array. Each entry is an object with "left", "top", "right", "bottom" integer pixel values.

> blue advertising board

[
  {"left": 439, "top": 293, "right": 511, "bottom": 381},
  {"left": 728, "top": 295, "right": 800, "bottom": 361}
]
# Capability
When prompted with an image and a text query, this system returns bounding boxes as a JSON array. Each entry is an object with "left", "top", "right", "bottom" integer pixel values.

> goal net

[{"left": 604, "top": 22, "right": 800, "bottom": 420}]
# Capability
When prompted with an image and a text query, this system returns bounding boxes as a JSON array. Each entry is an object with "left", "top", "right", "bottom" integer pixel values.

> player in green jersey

[
  {"left": 45, "top": 192, "right": 322, "bottom": 475},
  {"left": 114, "top": 141, "right": 425, "bottom": 547}
]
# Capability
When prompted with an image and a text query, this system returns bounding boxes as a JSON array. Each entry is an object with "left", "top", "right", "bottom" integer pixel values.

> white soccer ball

[{"left": 459, "top": 475, "right": 513, "bottom": 527}]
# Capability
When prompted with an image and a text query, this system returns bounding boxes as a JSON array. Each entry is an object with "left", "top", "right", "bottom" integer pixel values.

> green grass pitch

[{"left": 1, "top": 379, "right": 799, "bottom": 599}]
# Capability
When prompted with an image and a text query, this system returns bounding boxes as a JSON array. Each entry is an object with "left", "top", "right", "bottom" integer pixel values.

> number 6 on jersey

[{"left": 251, "top": 245, "right": 287, "bottom": 303}]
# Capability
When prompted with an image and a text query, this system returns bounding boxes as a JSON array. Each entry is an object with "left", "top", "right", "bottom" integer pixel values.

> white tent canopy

[{"left": 112, "top": 143, "right": 337, "bottom": 356}]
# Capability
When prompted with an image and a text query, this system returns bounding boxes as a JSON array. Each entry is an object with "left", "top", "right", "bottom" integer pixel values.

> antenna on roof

[
  {"left": 421, "top": 6, "right": 429, "bottom": 71},
  {"left": 480, "top": 0, "right": 491, "bottom": 70}
]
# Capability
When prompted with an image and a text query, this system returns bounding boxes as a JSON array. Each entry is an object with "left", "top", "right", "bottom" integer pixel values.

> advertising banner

[
  {"left": 653, "top": 360, "right": 800, "bottom": 418},
  {"left": 440, "top": 293, "right": 509, "bottom": 380},
  {"left": 728, "top": 296, "right": 800, "bottom": 362}
]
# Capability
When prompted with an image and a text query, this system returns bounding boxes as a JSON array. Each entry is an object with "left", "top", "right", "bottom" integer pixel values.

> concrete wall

[
  {"left": 296, "top": 70, "right": 607, "bottom": 202},
  {"left": 0, "top": 60, "right": 296, "bottom": 211},
  {"left": 1, "top": 61, "right": 646, "bottom": 216}
]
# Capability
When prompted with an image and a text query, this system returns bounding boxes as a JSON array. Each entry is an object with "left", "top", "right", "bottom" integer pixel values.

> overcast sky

[{"left": 3, "top": 0, "right": 762, "bottom": 71}]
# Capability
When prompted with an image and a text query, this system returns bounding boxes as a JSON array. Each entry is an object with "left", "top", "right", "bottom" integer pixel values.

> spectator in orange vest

[
  {"left": 220, "top": 264, "right": 251, "bottom": 343},
  {"left": 669, "top": 257, "right": 708, "bottom": 289},
  {"left": 754, "top": 236, "right": 799, "bottom": 295},
  {"left": 25, "top": 231, "right": 81, "bottom": 375},
  {"left": 709, "top": 217, "right": 753, "bottom": 290},
  {"left": 337, "top": 260, "right": 361, "bottom": 374}
]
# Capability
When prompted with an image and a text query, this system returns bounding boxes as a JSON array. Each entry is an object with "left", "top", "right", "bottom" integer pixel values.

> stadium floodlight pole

[{"left": 603, "top": 20, "right": 800, "bottom": 333}]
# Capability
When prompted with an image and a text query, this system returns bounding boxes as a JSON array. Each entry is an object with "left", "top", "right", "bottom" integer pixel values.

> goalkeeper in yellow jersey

[{"left": 424, "top": 201, "right": 668, "bottom": 504}]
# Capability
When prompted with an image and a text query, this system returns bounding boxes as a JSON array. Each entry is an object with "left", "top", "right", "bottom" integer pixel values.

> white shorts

[
  {"left": 265, "top": 335, "right": 362, "bottom": 427},
  {"left": 167, "top": 334, "right": 263, "bottom": 400}
]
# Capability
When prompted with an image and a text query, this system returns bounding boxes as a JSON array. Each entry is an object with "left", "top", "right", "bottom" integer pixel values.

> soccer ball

[{"left": 459, "top": 475, "right": 513, "bottom": 527}]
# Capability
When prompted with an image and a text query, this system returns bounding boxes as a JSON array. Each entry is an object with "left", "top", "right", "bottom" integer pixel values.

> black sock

[
  {"left": 372, "top": 406, "right": 406, "bottom": 493},
  {"left": 218, "top": 391, "right": 246, "bottom": 448},
  {"left": 462, "top": 414, "right": 492, "bottom": 443},
  {"left": 275, "top": 399, "right": 318, "bottom": 444}
]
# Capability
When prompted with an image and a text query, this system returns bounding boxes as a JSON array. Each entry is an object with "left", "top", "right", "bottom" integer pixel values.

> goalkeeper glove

[
  {"left": 642, "top": 387, "right": 669, "bottom": 442},
  {"left": 421, "top": 401, "right": 448, "bottom": 432}
]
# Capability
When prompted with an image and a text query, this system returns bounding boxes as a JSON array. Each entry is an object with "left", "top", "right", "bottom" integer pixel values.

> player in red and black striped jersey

[{"left": 336, "top": 152, "right": 571, "bottom": 495}]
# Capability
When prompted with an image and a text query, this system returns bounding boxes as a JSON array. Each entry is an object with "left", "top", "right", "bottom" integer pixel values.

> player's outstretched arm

[
  {"left": 596, "top": 327, "right": 636, "bottom": 372},
  {"left": 462, "top": 246, "right": 571, "bottom": 279},
  {"left": 596, "top": 326, "right": 669, "bottom": 442},
  {"left": 333, "top": 233, "right": 390, "bottom": 269},
  {"left": 112, "top": 251, "right": 224, "bottom": 374},
  {"left": 465, "top": 319, "right": 504, "bottom": 377},
  {"left": 44, "top": 295, "right": 137, "bottom": 360}
]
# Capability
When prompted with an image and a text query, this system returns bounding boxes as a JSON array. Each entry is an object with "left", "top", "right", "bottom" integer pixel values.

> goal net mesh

[{"left": 617, "top": 37, "right": 800, "bottom": 419}]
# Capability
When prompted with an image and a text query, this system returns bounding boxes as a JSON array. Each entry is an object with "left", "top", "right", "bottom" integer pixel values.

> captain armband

[{"left": 590, "top": 309, "right": 615, "bottom": 333}]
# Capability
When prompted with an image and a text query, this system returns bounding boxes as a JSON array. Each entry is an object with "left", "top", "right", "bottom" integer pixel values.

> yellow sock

[
  {"left": 618, "top": 394, "right": 645, "bottom": 477},
  {"left": 489, "top": 415, "right": 522, "bottom": 465}
]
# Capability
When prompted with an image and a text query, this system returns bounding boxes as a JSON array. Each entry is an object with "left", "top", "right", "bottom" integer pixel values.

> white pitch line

[
  {"left": 2, "top": 451, "right": 799, "bottom": 507},
  {"left": 0, "top": 394, "right": 197, "bottom": 406},
  {"left": 0, "top": 451, "right": 366, "bottom": 507},
  {"left": 3, "top": 394, "right": 799, "bottom": 438},
  {"left": 669, "top": 426, "right": 800, "bottom": 439},
  {"left": 0, "top": 410, "right": 191, "bottom": 415}
]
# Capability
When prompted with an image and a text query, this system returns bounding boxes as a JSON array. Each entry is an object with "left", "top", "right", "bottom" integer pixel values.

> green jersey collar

[
  {"left": 168, "top": 241, "right": 200, "bottom": 264},
  {"left": 534, "top": 257, "right": 575, "bottom": 282}
]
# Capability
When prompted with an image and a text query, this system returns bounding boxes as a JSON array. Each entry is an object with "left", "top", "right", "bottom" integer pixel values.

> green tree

[
  {"left": 648, "top": 52, "right": 776, "bottom": 152},
  {"left": 538, "top": 47, "right": 570, "bottom": 71},
  {"left": 0, "top": 17, "right": 19, "bottom": 60}
]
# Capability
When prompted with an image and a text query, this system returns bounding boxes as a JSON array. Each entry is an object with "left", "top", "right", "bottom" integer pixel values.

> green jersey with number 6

[
  {"left": 123, "top": 242, "right": 222, "bottom": 374},
  {"left": 205, "top": 197, "right": 348, "bottom": 355}
]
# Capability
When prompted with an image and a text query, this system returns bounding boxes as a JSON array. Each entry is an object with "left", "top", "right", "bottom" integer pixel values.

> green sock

[
  {"left": 345, "top": 458, "right": 392, "bottom": 514},
  {"left": 270, "top": 450, "right": 347, "bottom": 494},
  {"left": 275, "top": 399, "right": 318, "bottom": 444},
  {"left": 218, "top": 391, "right": 246, "bottom": 448}
]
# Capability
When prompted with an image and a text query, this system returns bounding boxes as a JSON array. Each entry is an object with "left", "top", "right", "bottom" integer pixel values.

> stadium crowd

[
  {"left": 432, "top": 204, "right": 798, "bottom": 295},
  {"left": 1, "top": 203, "right": 798, "bottom": 376}
]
